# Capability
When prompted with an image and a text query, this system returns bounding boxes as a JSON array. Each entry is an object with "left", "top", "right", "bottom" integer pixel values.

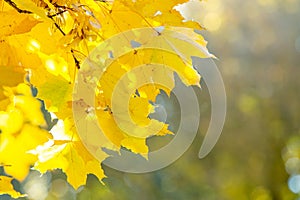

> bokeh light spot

[
  {"left": 203, "top": 13, "right": 222, "bottom": 31},
  {"left": 27, "top": 40, "right": 40, "bottom": 52},
  {"left": 45, "top": 59, "right": 56, "bottom": 71},
  {"left": 295, "top": 36, "right": 300, "bottom": 53},
  {"left": 238, "top": 95, "right": 257, "bottom": 114},
  {"left": 288, "top": 175, "right": 300, "bottom": 194}
]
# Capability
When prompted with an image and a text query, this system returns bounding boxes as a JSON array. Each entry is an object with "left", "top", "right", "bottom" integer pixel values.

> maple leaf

[
  {"left": 0, "top": 176, "right": 26, "bottom": 198},
  {"left": 0, "top": 83, "right": 52, "bottom": 180},
  {"left": 75, "top": 26, "right": 212, "bottom": 159},
  {"left": 96, "top": 0, "right": 203, "bottom": 38},
  {"left": 33, "top": 118, "right": 107, "bottom": 190},
  {"left": 37, "top": 74, "right": 72, "bottom": 112},
  {"left": 0, "top": 10, "right": 40, "bottom": 38}
]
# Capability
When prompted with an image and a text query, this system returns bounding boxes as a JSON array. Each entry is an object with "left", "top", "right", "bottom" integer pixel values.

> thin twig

[
  {"left": 47, "top": 9, "right": 67, "bottom": 18},
  {"left": 4, "top": 0, "right": 32, "bottom": 13}
]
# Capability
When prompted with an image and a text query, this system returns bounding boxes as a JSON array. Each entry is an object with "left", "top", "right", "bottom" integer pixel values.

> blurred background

[{"left": 2, "top": 0, "right": 300, "bottom": 199}]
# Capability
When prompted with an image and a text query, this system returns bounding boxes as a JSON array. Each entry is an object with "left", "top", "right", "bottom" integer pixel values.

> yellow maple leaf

[
  {"left": 37, "top": 75, "right": 72, "bottom": 112},
  {"left": 0, "top": 176, "right": 26, "bottom": 198},
  {"left": 33, "top": 118, "right": 107, "bottom": 189},
  {"left": 0, "top": 10, "right": 40, "bottom": 38},
  {"left": 93, "top": 45, "right": 203, "bottom": 155},
  {"left": 0, "top": 83, "right": 52, "bottom": 180},
  {"left": 96, "top": 0, "right": 203, "bottom": 38}
]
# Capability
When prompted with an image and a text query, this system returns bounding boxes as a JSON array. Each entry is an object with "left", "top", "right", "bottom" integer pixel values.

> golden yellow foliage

[
  {"left": 0, "top": 0, "right": 212, "bottom": 195},
  {"left": 0, "top": 83, "right": 52, "bottom": 180}
]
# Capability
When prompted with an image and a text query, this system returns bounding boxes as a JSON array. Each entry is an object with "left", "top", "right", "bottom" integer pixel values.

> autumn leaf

[
  {"left": 0, "top": 83, "right": 52, "bottom": 180},
  {"left": 33, "top": 118, "right": 107, "bottom": 189},
  {"left": 37, "top": 74, "right": 72, "bottom": 112},
  {"left": 0, "top": 10, "right": 40, "bottom": 38},
  {"left": 0, "top": 176, "right": 26, "bottom": 198}
]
